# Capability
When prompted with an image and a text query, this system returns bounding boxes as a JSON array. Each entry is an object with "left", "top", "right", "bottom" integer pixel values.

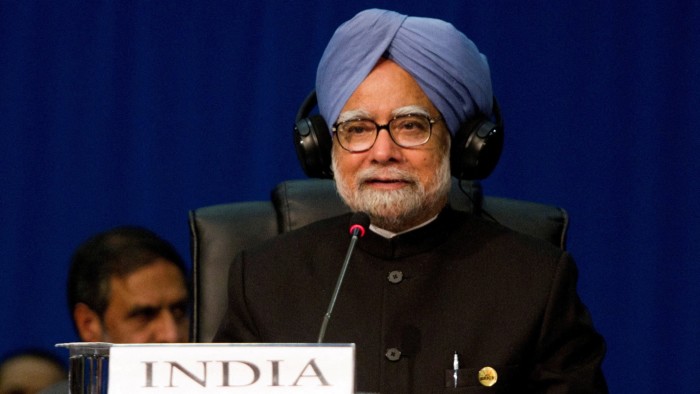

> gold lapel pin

[{"left": 478, "top": 366, "right": 498, "bottom": 387}]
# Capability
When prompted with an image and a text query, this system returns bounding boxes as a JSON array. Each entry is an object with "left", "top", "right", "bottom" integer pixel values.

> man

[
  {"left": 0, "top": 349, "right": 66, "bottom": 394},
  {"left": 67, "top": 225, "right": 190, "bottom": 343},
  {"left": 215, "top": 9, "right": 607, "bottom": 393},
  {"left": 40, "top": 226, "right": 190, "bottom": 394}
]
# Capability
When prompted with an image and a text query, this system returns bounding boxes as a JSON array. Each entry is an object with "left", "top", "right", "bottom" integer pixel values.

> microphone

[{"left": 317, "top": 212, "right": 370, "bottom": 343}]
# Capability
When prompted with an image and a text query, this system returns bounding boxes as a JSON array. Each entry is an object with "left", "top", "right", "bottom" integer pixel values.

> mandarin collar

[{"left": 357, "top": 206, "right": 464, "bottom": 259}]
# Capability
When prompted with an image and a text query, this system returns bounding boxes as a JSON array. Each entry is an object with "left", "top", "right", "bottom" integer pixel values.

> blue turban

[{"left": 316, "top": 9, "right": 493, "bottom": 135}]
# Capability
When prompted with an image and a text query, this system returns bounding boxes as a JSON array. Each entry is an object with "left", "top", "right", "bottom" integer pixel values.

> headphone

[{"left": 293, "top": 90, "right": 504, "bottom": 180}]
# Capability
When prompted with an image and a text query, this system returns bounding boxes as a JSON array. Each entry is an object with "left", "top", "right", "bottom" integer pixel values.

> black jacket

[{"left": 215, "top": 207, "right": 607, "bottom": 393}]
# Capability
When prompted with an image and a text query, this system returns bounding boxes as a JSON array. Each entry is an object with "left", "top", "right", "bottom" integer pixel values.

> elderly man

[{"left": 215, "top": 9, "right": 607, "bottom": 393}]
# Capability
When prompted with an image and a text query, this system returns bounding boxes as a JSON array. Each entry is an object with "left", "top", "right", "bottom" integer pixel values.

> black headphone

[{"left": 293, "top": 90, "right": 504, "bottom": 180}]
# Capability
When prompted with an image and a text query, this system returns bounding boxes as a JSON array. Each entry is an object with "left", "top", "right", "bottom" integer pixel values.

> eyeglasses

[{"left": 332, "top": 114, "right": 442, "bottom": 153}]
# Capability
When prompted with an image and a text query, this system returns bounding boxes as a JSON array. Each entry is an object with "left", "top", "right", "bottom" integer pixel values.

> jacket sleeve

[{"left": 530, "top": 251, "right": 608, "bottom": 393}]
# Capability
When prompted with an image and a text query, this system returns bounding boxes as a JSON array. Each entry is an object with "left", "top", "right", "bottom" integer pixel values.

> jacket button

[
  {"left": 385, "top": 348, "right": 401, "bottom": 361},
  {"left": 387, "top": 270, "right": 403, "bottom": 284}
]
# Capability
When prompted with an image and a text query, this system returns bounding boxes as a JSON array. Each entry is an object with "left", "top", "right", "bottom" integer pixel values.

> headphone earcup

[
  {"left": 293, "top": 114, "right": 334, "bottom": 179},
  {"left": 450, "top": 115, "right": 504, "bottom": 180}
]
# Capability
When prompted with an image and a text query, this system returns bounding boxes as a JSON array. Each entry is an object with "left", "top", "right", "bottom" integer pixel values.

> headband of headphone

[{"left": 293, "top": 90, "right": 504, "bottom": 180}]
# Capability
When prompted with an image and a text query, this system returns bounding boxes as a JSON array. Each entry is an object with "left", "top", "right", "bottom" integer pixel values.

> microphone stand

[{"left": 317, "top": 228, "right": 361, "bottom": 343}]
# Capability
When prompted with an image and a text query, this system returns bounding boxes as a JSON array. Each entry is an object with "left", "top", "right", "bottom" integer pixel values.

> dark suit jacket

[{"left": 215, "top": 207, "right": 607, "bottom": 393}]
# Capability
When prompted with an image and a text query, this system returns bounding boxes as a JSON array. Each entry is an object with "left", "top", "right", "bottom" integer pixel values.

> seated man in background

[
  {"left": 66, "top": 226, "right": 190, "bottom": 343},
  {"left": 215, "top": 8, "right": 607, "bottom": 393},
  {"left": 41, "top": 226, "right": 190, "bottom": 394},
  {"left": 0, "top": 349, "right": 66, "bottom": 394}
]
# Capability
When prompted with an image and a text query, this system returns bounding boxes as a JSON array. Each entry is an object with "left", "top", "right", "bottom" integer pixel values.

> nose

[
  {"left": 368, "top": 128, "right": 402, "bottom": 163},
  {"left": 152, "top": 311, "right": 185, "bottom": 343}
]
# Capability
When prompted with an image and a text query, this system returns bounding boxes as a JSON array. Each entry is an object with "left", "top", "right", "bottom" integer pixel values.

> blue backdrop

[{"left": 1, "top": 1, "right": 698, "bottom": 393}]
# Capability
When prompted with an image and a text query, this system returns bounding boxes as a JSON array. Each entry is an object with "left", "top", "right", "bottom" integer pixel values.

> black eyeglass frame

[{"left": 332, "top": 113, "right": 442, "bottom": 153}]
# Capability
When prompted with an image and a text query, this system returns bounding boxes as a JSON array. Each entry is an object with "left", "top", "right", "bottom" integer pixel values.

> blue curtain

[{"left": 1, "top": 1, "right": 698, "bottom": 392}]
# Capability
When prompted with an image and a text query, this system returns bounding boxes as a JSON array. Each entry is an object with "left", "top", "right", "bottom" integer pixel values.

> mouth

[{"left": 363, "top": 177, "right": 412, "bottom": 190}]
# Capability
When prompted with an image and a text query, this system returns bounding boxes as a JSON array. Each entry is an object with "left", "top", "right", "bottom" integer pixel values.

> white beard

[{"left": 332, "top": 153, "right": 451, "bottom": 232}]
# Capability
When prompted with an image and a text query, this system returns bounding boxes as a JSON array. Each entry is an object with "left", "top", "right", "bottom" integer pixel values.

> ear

[{"left": 73, "top": 302, "right": 105, "bottom": 342}]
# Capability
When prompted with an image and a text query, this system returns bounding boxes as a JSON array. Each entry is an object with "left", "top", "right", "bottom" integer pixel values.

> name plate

[{"left": 108, "top": 343, "right": 355, "bottom": 393}]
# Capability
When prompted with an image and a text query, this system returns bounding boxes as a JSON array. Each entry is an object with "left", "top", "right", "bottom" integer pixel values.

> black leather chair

[{"left": 188, "top": 178, "right": 569, "bottom": 343}]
